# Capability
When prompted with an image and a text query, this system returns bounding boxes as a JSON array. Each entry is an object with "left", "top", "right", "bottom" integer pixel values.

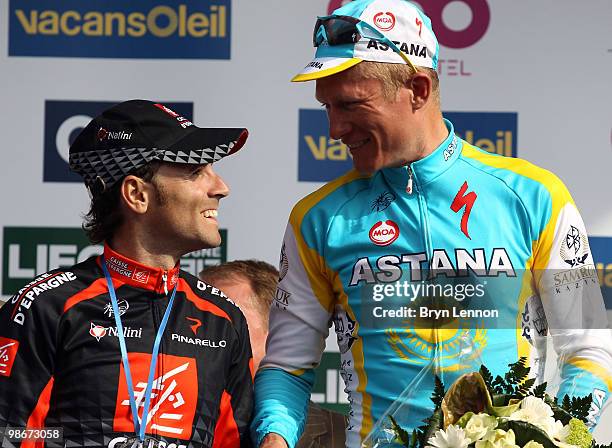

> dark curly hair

[{"left": 82, "top": 161, "right": 161, "bottom": 244}]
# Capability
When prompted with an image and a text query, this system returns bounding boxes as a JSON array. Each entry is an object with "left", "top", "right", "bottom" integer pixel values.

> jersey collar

[
  {"left": 381, "top": 118, "right": 461, "bottom": 188},
  {"left": 100, "top": 244, "right": 180, "bottom": 295}
]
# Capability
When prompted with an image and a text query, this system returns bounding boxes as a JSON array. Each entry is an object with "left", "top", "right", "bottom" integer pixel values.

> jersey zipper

[
  {"left": 406, "top": 164, "right": 414, "bottom": 194},
  {"left": 406, "top": 163, "right": 433, "bottom": 264}
]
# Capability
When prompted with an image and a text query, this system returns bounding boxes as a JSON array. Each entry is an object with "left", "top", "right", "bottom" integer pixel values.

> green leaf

[
  {"left": 480, "top": 365, "right": 495, "bottom": 395},
  {"left": 515, "top": 377, "right": 536, "bottom": 399},
  {"left": 532, "top": 383, "right": 547, "bottom": 398},
  {"left": 455, "top": 412, "right": 475, "bottom": 428},
  {"left": 487, "top": 401, "right": 521, "bottom": 417},
  {"left": 431, "top": 375, "right": 446, "bottom": 409},
  {"left": 389, "top": 415, "right": 411, "bottom": 448}
]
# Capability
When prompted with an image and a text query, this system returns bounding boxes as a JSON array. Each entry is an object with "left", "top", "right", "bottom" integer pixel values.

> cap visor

[
  {"left": 162, "top": 127, "right": 249, "bottom": 164},
  {"left": 291, "top": 57, "right": 362, "bottom": 82}
]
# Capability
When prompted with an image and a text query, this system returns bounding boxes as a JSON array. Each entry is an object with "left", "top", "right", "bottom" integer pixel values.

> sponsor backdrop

[{"left": 1, "top": 0, "right": 611, "bottom": 436}]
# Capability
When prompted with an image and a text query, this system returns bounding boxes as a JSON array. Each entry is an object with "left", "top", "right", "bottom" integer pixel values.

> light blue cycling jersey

[{"left": 252, "top": 120, "right": 612, "bottom": 448}]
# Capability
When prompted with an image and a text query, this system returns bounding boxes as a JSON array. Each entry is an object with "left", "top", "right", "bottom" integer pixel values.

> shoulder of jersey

[
  {"left": 4, "top": 256, "right": 99, "bottom": 320},
  {"left": 290, "top": 169, "right": 371, "bottom": 221},
  {"left": 178, "top": 270, "right": 245, "bottom": 318}
]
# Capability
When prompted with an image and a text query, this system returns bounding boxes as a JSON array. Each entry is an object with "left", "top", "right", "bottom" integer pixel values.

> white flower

[
  {"left": 523, "top": 442, "right": 545, "bottom": 448},
  {"left": 426, "top": 425, "right": 470, "bottom": 448},
  {"left": 552, "top": 421, "right": 570, "bottom": 442},
  {"left": 508, "top": 396, "right": 554, "bottom": 428},
  {"left": 475, "top": 429, "right": 518, "bottom": 448},
  {"left": 464, "top": 413, "right": 498, "bottom": 442}
]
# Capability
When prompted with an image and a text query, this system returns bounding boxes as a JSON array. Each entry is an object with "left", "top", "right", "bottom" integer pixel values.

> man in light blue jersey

[{"left": 252, "top": 1, "right": 612, "bottom": 447}]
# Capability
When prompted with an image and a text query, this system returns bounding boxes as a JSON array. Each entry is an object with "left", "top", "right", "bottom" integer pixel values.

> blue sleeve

[{"left": 250, "top": 367, "right": 315, "bottom": 448}]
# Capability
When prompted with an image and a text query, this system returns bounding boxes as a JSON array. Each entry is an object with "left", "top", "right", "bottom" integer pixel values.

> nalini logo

[
  {"left": 373, "top": 12, "right": 395, "bottom": 31},
  {"left": 9, "top": 1, "right": 231, "bottom": 59},
  {"left": 89, "top": 323, "right": 107, "bottom": 341},
  {"left": 369, "top": 220, "right": 400, "bottom": 246},
  {"left": 97, "top": 127, "right": 132, "bottom": 142}
]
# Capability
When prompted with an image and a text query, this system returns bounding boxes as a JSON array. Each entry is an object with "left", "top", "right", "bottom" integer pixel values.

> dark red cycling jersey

[{"left": 0, "top": 245, "right": 253, "bottom": 448}]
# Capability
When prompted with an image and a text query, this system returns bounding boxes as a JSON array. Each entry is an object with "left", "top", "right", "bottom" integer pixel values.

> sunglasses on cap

[{"left": 313, "top": 15, "right": 417, "bottom": 72}]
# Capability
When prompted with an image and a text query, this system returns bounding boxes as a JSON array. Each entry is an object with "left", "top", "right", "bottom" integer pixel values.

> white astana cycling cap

[{"left": 292, "top": 0, "right": 439, "bottom": 82}]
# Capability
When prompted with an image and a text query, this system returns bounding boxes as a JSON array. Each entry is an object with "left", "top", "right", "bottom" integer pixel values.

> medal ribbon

[{"left": 102, "top": 256, "right": 178, "bottom": 442}]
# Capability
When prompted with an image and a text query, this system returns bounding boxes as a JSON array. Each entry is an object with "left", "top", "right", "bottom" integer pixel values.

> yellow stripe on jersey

[
  {"left": 566, "top": 357, "right": 612, "bottom": 391},
  {"left": 289, "top": 169, "right": 370, "bottom": 312},
  {"left": 462, "top": 144, "right": 574, "bottom": 275}
]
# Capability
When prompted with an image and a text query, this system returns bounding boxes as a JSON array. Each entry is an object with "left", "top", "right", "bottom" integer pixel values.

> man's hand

[{"left": 259, "top": 433, "right": 288, "bottom": 448}]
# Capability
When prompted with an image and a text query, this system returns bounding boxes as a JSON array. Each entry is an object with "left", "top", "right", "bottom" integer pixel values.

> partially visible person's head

[
  {"left": 199, "top": 260, "right": 278, "bottom": 370},
  {"left": 292, "top": 0, "right": 443, "bottom": 174},
  {"left": 69, "top": 100, "right": 248, "bottom": 247}
]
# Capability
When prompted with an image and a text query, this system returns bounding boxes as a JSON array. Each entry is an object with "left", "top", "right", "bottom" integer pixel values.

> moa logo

[
  {"left": 9, "top": 0, "right": 232, "bottom": 59},
  {"left": 369, "top": 220, "right": 400, "bottom": 246}
]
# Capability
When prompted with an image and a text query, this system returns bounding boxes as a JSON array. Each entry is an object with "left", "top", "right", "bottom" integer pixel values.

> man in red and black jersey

[{"left": 0, "top": 100, "right": 253, "bottom": 448}]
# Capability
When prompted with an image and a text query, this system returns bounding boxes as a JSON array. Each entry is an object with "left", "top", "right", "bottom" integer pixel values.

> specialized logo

[
  {"left": 373, "top": 12, "right": 395, "bottom": 31},
  {"left": 186, "top": 317, "right": 202, "bottom": 336},
  {"left": 279, "top": 243, "right": 289, "bottom": 282},
  {"left": 450, "top": 181, "right": 477, "bottom": 240},
  {"left": 104, "top": 300, "right": 129, "bottom": 318},
  {"left": 369, "top": 220, "right": 400, "bottom": 246},
  {"left": 9, "top": 1, "right": 231, "bottom": 59},
  {"left": 371, "top": 191, "right": 396, "bottom": 212},
  {"left": 97, "top": 127, "right": 132, "bottom": 142},
  {"left": 89, "top": 322, "right": 142, "bottom": 341},
  {"left": 561, "top": 226, "right": 589, "bottom": 267},
  {"left": 333, "top": 307, "right": 357, "bottom": 354},
  {"left": 445, "top": 111, "right": 518, "bottom": 157},
  {"left": 114, "top": 353, "right": 198, "bottom": 439},
  {"left": 0, "top": 337, "right": 19, "bottom": 377},
  {"left": 415, "top": 17, "right": 423, "bottom": 37},
  {"left": 43, "top": 101, "right": 192, "bottom": 183}
]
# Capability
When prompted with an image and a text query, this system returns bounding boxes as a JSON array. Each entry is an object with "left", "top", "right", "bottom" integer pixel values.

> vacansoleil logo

[
  {"left": 9, "top": 0, "right": 231, "bottom": 59},
  {"left": 2, "top": 227, "right": 228, "bottom": 296},
  {"left": 44, "top": 101, "right": 193, "bottom": 183},
  {"left": 589, "top": 236, "right": 612, "bottom": 310},
  {"left": 298, "top": 110, "right": 518, "bottom": 182}
]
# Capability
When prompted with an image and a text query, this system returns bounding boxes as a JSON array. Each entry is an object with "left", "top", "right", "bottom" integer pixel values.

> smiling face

[
  {"left": 144, "top": 162, "right": 229, "bottom": 255},
  {"left": 315, "top": 67, "right": 421, "bottom": 174}
]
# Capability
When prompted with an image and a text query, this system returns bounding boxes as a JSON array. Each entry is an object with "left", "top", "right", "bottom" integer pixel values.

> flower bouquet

[{"left": 386, "top": 358, "right": 610, "bottom": 448}]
